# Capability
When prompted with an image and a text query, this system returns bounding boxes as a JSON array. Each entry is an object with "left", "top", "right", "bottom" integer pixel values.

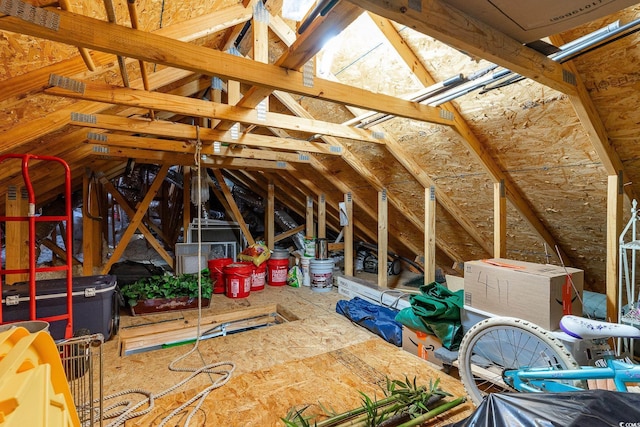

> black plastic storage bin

[{"left": 1, "top": 275, "right": 119, "bottom": 341}]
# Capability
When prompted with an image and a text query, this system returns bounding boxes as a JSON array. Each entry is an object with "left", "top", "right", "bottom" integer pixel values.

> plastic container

[
  {"left": 304, "top": 237, "right": 315, "bottom": 258},
  {"left": 310, "top": 258, "right": 334, "bottom": 292},
  {"left": 2, "top": 275, "right": 118, "bottom": 340},
  {"left": 208, "top": 257, "right": 233, "bottom": 294},
  {"left": 300, "top": 256, "right": 312, "bottom": 287},
  {"left": 223, "top": 262, "right": 253, "bottom": 298},
  {"left": 271, "top": 248, "right": 290, "bottom": 260},
  {"left": 0, "top": 326, "right": 81, "bottom": 426},
  {"left": 0, "top": 320, "right": 49, "bottom": 335},
  {"left": 267, "top": 258, "right": 289, "bottom": 286},
  {"left": 252, "top": 263, "right": 267, "bottom": 291}
]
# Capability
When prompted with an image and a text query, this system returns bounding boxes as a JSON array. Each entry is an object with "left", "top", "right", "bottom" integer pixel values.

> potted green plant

[{"left": 120, "top": 270, "right": 214, "bottom": 315}]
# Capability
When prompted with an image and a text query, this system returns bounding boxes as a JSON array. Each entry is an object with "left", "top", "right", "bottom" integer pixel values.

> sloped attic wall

[
  {"left": 1, "top": 0, "right": 640, "bottom": 296},
  {"left": 309, "top": 9, "right": 640, "bottom": 291}
]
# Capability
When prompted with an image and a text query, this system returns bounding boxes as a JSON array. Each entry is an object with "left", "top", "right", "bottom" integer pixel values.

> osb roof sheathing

[{"left": 2, "top": 1, "right": 640, "bottom": 294}]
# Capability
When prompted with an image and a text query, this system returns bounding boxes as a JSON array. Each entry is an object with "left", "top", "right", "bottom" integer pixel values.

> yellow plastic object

[{"left": 0, "top": 327, "right": 80, "bottom": 426}]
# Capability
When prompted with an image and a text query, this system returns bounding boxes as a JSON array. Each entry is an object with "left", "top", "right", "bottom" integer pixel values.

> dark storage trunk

[
  {"left": 1, "top": 275, "right": 119, "bottom": 341},
  {"left": 109, "top": 260, "right": 165, "bottom": 286}
]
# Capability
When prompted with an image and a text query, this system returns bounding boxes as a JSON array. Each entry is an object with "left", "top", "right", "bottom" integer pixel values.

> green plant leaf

[{"left": 121, "top": 269, "right": 213, "bottom": 304}]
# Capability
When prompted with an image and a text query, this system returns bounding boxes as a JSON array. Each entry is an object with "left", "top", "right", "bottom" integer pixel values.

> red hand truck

[{"left": 0, "top": 154, "right": 73, "bottom": 339}]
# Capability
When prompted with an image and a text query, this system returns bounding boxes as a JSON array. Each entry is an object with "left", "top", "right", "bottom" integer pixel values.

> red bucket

[
  {"left": 208, "top": 257, "right": 233, "bottom": 294},
  {"left": 267, "top": 258, "right": 289, "bottom": 287},
  {"left": 223, "top": 262, "right": 253, "bottom": 298},
  {"left": 251, "top": 263, "right": 267, "bottom": 291}
]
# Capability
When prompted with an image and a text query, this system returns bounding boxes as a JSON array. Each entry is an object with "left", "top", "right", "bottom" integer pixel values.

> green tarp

[{"left": 395, "top": 282, "right": 464, "bottom": 350}]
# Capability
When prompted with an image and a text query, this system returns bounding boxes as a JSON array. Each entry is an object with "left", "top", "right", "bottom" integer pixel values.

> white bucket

[
  {"left": 300, "top": 256, "right": 312, "bottom": 287},
  {"left": 309, "top": 258, "right": 334, "bottom": 292}
]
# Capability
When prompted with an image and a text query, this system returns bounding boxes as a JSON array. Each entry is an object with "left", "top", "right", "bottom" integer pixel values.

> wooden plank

[
  {"left": 344, "top": 192, "right": 354, "bottom": 276},
  {"left": 121, "top": 315, "right": 280, "bottom": 355},
  {"left": 0, "top": 5, "right": 455, "bottom": 126},
  {"left": 99, "top": 176, "right": 175, "bottom": 269},
  {"left": 266, "top": 181, "right": 275, "bottom": 249},
  {"left": 306, "top": 195, "right": 314, "bottom": 238},
  {"left": 607, "top": 173, "right": 623, "bottom": 322},
  {"left": 232, "top": 2, "right": 363, "bottom": 111},
  {"left": 424, "top": 186, "right": 436, "bottom": 284},
  {"left": 275, "top": 224, "right": 305, "bottom": 243},
  {"left": 213, "top": 169, "right": 256, "bottom": 246},
  {"left": 5, "top": 186, "right": 28, "bottom": 284},
  {"left": 1, "top": 67, "right": 197, "bottom": 153},
  {"left": 87, "top": 133, "right": 310, "bottom": 163},
  {"left": 101, "top": 164, "right": 170, "bottom": 274},
  {"left": 494, "top": 180, "right": 507, "bottom": 258},
  {"left": 378, "top": 189, "right": 388, "bottom": 288},
  {"left": 82, "top": 169, "right": 101, "bottom": 275},
  {"left": 39, "top": 238, "right": 81, "bottom": 265},
  {"left": 88, "top": 145, "right": 296, "bottom": 170},
  {"left": 119, "top": 303, "right": 295, "bottom": 339},
  {"left": 52, "top": 82, "right": 383, "bottom": 145},
  {"left": 71, "top": 114, "right": 342, "bottom": 155},
  {"left": 328, "top": 242, "right": 344, "bottom": 252}
]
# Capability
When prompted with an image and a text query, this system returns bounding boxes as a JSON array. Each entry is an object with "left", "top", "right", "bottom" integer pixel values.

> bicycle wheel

[{"left": 458, "top": 316, "right": 583, "bottom": 406}]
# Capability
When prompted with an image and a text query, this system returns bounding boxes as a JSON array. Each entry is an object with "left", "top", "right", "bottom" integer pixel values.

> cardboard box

[
  {"left": 401, "top": 326, "right": 443, "bottom": 367},
  {"left": 463, "top": 258, "right": 583, "bottom": 331}
]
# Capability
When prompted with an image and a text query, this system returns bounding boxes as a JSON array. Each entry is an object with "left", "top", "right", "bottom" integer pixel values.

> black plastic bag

[{"left": 447, "top": 390, "right": 640, "bottom": 427}]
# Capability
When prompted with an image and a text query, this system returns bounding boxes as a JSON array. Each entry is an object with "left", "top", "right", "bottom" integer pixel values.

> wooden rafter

[
  {"left": 85, "top": 133, "right": 311, "bottom": 164},
  {"left": 262, "top": 11, "right": 454, "bottom": 261},
  {"left": 212, "top": 169, "right": 255, "bottom": 246},
  {"left": 548, "top": 34, "right": 636, "bottom": 201},
  {"left": 0, "top": 5, "right": 454, "bottom": 126},
  {"left": 48, "top": 81, "right": 383, "bottom": 144},
  {"left": 369, "top": 13, "right": 565, "bottom": 260},
  {"left": 350, "top": 0, "right": 578, "bottom": 95},
  {"left": 232, "top": 1, "right": 363, "bottom": 112},
  {"left": 0, "top": 4, "right": 251, "bottom": 104},
  {"left": 72, "top": 114, "right": 342, "bottom": 156},
  {"left": 276, "top": 90, "right": 464, "bottom": 263},
  {"left": 88, "top": 145, "right": 296, "bottom": 171},
  {"left": 99, "top": 175, "right": 175, "bottom": 269},
  {"left": 1, "top": 67, "right": 198, "bottom": 152},
  {"left": 101, "top": 164, "right": 171, "bottom": 274}
]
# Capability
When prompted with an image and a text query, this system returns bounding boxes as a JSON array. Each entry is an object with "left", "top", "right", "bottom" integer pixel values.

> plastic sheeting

[
  {"left": 336, "top": 297, "right": 402, "bottom": 346},
  {"left": 447, "top": 390, "right": 640, "bottom": 427},
  {"left": 395, "top": 282, "right": 464, "bottom": 350}
]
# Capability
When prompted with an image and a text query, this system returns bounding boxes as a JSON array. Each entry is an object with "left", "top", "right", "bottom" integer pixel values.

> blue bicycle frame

[{"left": 504, "top": 356, "right": 640, "bottom": 392}]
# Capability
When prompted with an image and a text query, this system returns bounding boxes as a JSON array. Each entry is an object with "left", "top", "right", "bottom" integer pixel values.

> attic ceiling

[{"left": 1, "top": 0, "right": 640, "bottom": 294}]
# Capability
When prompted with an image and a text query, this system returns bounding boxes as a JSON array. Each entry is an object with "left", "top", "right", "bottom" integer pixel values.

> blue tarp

[{"left": 336, "top": 297, "right": 403, "bottom": 346}]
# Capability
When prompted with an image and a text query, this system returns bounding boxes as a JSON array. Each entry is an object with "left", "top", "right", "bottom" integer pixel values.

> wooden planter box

[{"left": 129, "top": 296, "right": 211, "bottom": 316}]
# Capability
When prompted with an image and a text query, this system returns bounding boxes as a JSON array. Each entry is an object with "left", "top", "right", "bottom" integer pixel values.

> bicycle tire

[{"left": 458, "top": 316, "right": 583, "bottom": 406}]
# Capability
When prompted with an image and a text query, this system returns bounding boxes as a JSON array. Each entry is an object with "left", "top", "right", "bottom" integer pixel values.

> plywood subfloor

[{"left": 102, "top": 281, "right": 473, "bottom": 426}]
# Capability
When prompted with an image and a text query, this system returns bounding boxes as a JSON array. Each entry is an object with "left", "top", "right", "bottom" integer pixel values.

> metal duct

[
  {"left": 274, "top": 210, "right": 306, "bottom": 250},
  {"left": 425, "top": 17, "right": 640, "bottom": 107}
]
